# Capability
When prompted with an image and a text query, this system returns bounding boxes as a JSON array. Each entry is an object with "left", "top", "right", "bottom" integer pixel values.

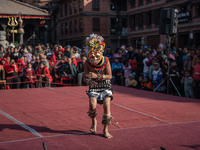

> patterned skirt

[{"left": 87, "top": 79, "right": 113, "bottom": 105}]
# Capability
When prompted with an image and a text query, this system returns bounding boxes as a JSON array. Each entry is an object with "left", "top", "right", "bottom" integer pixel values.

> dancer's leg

[
  {"left": 88, "top": 97, "right": 97, "bottom": 133},
  {"left": 102, "top": 97, "right": 113, "bottom": 138}
]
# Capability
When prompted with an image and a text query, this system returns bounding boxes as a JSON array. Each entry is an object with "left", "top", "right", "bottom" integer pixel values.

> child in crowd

[
  {"left": 136, "top": 76, "right": 143, "bottom": 89},
  {"left": 128, "top": 73, "right": 137, "bottom": 88},
  {"left": 169, "top": 60, "right": 180, "bottom": 95},
  {"left": 181, "top": 70, "right": 194, "bottom": 98},
  {"left": 151, "top": 63, "right": 162, "bottom": 91},
  {"left": 123, "top": 61, "right": 132, "bottom": 86},
  {"left": 141, "top": 76, "right": 153, "bottom": 91},
  {"left": 193, "top": 55, "right": 200, "bottom": 99},
  {"left": 24, "top": 62, "right": 36, "bottom": 88},
  {"left": 149, "top": 58, "right": 157, "bottom": 79},
  {"left": 143, "top": 53, "right": 151, "bottom": 78}
]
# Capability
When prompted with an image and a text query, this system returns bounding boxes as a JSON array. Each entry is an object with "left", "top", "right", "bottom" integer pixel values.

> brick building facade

[
  {"left": 128, "top": 0, "right": 200, "bottom": 49},
  {"left": 17, "top": 0, "right": 200, "bottom": 49},
  {"left": 52, "top": 0, "right": 128, "bottom": 49}
]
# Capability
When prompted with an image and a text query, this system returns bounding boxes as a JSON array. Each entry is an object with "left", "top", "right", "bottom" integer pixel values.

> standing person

[
  {"left": 36, "top": 61, "right": 52, "bottom": 88},
  {"left": 143, "top": 53, "right": 151, "bottom": 78},
  {"left": 4, "top": 59, "right": 20, "bottom": 89},
  {"left": 151, "top": 63, "right": 162, "bottom": 92},
  {"left": 24, "top": 62, "right": 36, "bottom": 88},
  {"left": 181, "top": 70, "right": 194, "bottom": 98},
  {"left": 193, "top": 55, "right": 200, "bottom": 99},
  {"left": 84, "top": 34, "right": 113, "bottom": 138},
  {"left": 123, "top": 61, "right": 132, "bottom": 86},
  {"left": 111, "top": 58, "right": 124, "bottom": 85},
  {"left": 77, "top": 56, "right": 87, "bottom": 86}
]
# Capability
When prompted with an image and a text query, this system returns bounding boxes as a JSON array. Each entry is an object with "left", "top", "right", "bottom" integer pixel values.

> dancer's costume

[{"left": 85, "top": 34, "right": 113, "bottom": 125}]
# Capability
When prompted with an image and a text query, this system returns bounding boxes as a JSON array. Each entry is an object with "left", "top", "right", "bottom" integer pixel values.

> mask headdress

[{"left": 85, "top": 33, "right": 105, "bottom": 65}]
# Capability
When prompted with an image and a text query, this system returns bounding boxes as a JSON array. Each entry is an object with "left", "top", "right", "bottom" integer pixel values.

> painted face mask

[
  {"left": 85, "top": 33, "right": 105, "bottom": 66},
  {"left": 87, "top": 50, "right": 103, "bottom": 65}
]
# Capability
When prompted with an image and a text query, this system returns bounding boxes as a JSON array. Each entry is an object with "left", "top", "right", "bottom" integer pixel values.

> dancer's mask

[{"left": 85, "top": 33, "right": 105, "bottom": 65}]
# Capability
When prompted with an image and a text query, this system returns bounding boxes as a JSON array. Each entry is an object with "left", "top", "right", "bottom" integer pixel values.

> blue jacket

[
  {"left": 151, "top": 70, "right": 162, "bottom": 86},
  {"left": 111, "top": 62, "right": 124, "bottom": 73}
]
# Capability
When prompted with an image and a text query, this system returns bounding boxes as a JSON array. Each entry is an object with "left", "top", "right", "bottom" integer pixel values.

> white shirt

[{"left": 143, "top": 58, "right": 149, "bottom": 73}]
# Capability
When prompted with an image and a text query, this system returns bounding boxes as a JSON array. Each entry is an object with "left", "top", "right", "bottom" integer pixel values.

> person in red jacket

[
  {"left": 193, "top": 55, "right": 200, "bottom": 98},
  {"left": 4, "top": 59, "right": 20, "bottom": 89},
  {"left": 17, "top": 59, "right": 27, "bottom": 88},
  {"left": 24, "top": 62, "right": 36, "bottom": 88},
  {"left": 37, "top": 61, "right": 52, "bottom": 88}
]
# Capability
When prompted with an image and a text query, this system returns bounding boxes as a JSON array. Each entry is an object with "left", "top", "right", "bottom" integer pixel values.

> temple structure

[{"left": 0, "top": 0, "right": 49, "bottom": 46}]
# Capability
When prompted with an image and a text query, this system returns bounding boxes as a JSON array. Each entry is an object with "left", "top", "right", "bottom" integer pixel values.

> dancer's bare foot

[
  {"left": 103, "top": 130, "right": 113, "bottom": 138},
  {"left": 90, "top": 119, "right": 97, "bottom": 134},
  {"left": 103, "top": 126, "right": 113, "bottom": 138}
]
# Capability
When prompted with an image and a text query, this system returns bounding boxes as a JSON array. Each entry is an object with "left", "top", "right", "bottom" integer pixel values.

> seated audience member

[
  {"left": 36, "top": 61, "right": 52, "bottom": 88},
  {"left": 128, "top": 74, "right": 137, "bottom": 88},
  {"left": 23, "top": 49, "right": 32, "bottom": 63},
  {"left": 111, "top": 58, "right": 124, "bottom": 85},
  {"left": 4, "top": 59, "right": 20, "bottom": 89},
  {"left": 181, "top": 70, "right": 194, "bottom": 98},
  {"left": 141, "top": 76, "right": 153, "bottom": 91},
  {"left": 56, "top": 51, "right": 63, "bottom": 60},
  {"left": 59, "top": 58, "right": 77, "bottom": 84},
  {"left": 0, "top": 59, "right": 6, "bottom": 82},
  {"left": 10, "top": 48, "right": 21, "bottom": 62},
  {"left": 39, "top": 54, "right": 50, "bottom": 69},
  {"left": 24, "top": 62, "right": 36, "bottom": 88},
  {"left": 49, "top": 55, "right": 57, "bottom": 72},
  {"left": 151, "top": 63, "right": 162, "bottom": 92},
  {"left": 64, "top": 45, "right": 73, "bottom": 58},
  {"left": 45, "top": 47, "right": 54, "bottom": 59},
  {"left": 74, "top": 47, "right": 81, "bottom": 59},
  {"left": 6, "top": 56, "right": 11, "bottom": 65},
  {"left": 32, "top": 56, "right": 40, "bottom": 72},
  {"left": 77, "top": 56, "right": 87, "bottom": 86},
  {"left": 136, "top": 76, "right": 143, "bottom": 89}
]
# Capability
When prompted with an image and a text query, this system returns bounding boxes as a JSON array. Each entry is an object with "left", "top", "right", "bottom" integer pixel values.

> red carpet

[{"left": 0, "top": 86, "right": 200, "bottom": 150}]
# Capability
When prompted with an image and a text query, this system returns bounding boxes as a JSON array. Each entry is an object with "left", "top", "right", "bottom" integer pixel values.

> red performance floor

[{"left": 0, "top": 86, "right": 200, "bottom": 150}]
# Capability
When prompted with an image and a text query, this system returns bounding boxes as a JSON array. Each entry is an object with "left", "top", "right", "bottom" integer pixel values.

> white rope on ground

[
  {"left": 113, "top": 103, "right": 170, "bottom": 124},
  {"left": 0, "top": 110, "right": 43, "bottom": 138},
  {"left": 46, "top": 87, "right": 85, "bottom": 98},
  {"left": 0, "top": 121, "right": 199, "bottom": 145}
]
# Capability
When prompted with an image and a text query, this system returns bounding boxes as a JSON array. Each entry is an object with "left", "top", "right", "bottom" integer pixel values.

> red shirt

[
  {"left": 193, "top": 64, "right": 200, "bottom": 80},
  {"left": 129, "top": 59, "right": 138, "bottom": 70},
  {"left": 4, "top": 64, "right": 18, "bottom": 73},
  {"left": 36, "top": 66, "right": 52, "bottom": 82}
]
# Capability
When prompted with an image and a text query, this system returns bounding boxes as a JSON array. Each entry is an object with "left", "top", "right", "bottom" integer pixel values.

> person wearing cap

[
  {"left": 84, "top": 33, "right": 113, "bottom": 138},
  {"left": 151, "top": 63, "right": 162, "bottom": 91},
  {"left": 56, "top": 51, "right": 63, "bottom": 60},
  {"left": 64, "top": 45, "right": 73, "bottom": 58},
  {"left": 45, "top": 47, "right": 54, "bottom": 59},
  {"left": 74, "top": 47, "right": 81, "bottom": 59}
]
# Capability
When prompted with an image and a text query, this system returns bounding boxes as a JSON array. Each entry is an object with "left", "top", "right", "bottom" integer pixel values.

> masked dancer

[{"left": 84, "top": 34, "right": 113, "bottom": 138}]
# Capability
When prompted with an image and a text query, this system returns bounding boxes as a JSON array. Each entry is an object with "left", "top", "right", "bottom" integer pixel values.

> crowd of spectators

[{"left": 0, "top": 42, "right": 200, "bottom": 99}]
